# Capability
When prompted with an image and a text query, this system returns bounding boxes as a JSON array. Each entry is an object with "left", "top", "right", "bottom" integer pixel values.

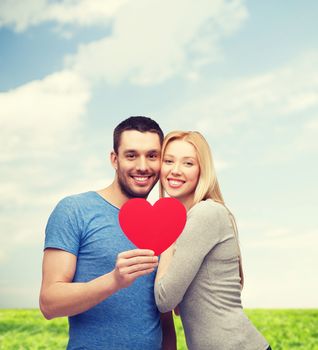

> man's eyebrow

[{"left": 123, "top": 149, "right": 160, "bottom": 154}]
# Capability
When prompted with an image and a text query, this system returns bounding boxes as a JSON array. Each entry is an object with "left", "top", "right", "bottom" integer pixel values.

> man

[{"left": 40, "top": 116, "right": 176, "bottom": 350}]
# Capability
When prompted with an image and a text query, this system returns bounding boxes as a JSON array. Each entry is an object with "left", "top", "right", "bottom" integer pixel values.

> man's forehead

[{"left": 119, "top": 130, "right": 161, "bottom": 151}]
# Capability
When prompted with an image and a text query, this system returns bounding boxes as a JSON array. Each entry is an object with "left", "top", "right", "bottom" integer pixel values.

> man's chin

[
  {"left": 118, "top": 177, "right": 159, "bottom": 199},
  {"left": 121, "top": 185, "right": 152, "bottom": 199},
  {"left": 130, "top": 186, "right": 153, "bottom": 198}
]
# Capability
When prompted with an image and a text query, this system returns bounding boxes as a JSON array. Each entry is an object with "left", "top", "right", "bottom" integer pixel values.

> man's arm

[
  {"left": 39, "top": 248, "right": 158, "bottom": 319},
  {"left": 160, "top": 311, "right": 176, "bottom": 350}
]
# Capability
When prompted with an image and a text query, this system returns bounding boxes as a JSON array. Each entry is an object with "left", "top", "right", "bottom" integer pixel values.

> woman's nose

[{"left": 171, "top": 164, "right": 182, "bottom": 175}]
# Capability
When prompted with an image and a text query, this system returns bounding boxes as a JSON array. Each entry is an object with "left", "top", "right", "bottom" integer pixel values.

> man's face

[{"left": 112, "top": 130, "right": 161, "bottom": 198}]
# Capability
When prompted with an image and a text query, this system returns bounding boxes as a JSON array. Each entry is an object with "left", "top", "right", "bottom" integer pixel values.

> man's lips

[
  {"left": 130, "top": 175, "right": 153, "bottom": 185},
  {"left": 167, "top": 178, "right": 185, "bottom": 188}
]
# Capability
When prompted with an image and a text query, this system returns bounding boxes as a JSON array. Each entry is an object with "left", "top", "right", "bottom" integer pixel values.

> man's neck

[{"left": 97, "top": 181, "right": 131, "bottom": 209}]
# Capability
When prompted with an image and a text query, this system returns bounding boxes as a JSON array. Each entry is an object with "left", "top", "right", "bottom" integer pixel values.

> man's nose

[{"left": 136, "top": 156, "right": 148, "bottom": 172}]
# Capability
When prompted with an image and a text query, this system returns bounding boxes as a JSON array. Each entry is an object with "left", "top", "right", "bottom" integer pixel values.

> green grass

[
  {"left": 0, "top": 309, "right": 317, "bottom": 349},
  {"left": 244, "top": 309, "right": 318, "bottom": 350}
]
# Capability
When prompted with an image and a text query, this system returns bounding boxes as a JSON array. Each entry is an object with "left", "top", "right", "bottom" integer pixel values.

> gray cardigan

[{"left": 154, "top": 199, "right": 268, "bottom": 350}]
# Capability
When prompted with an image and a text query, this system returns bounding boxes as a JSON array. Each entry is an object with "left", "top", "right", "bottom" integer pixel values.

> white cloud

[
  {"left": 0, "top": 0, "right": 46, "bottom": 32},
  {"left": 0, "top": 250, "right": 8, "bottom": 264},
  {"left": 0, "top": 70, "right": 90, "bottom": 158},
  {"left": 166, "top": 51, "right": 318, "bottom": 137},
  {"left": 46, "top": 0, "right": 128, "bottom": 26},
  {"left": 0, "top": 284, "right": 41, "bottom": 308},
  {"left": 66, "top": 0, "right": 248, "bottom": 85},
  {"left": 241, "top": 227, "right": 318, "bottom": 308},
  {"left": 0, "top": 69, "right": 92, "bottom": 264},
  {"left": 1, "top": 0, "right": 248, "bottom": 85},
  {"left": 243, "top": 228, "right": 318, "bottom": 250},
  {"left": 295, "top": 117, "right": 318, "bottom": 152},
  {"left": 0, "top": 0, "right": 127, "bottom": 31},
  {"left": 242, "top": 273, "right": 318, "bottom": 308}
]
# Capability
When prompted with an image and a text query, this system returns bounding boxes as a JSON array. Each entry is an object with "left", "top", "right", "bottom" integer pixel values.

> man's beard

[{"left": 117, "top": 170, "right": 159, "bottom": 199}]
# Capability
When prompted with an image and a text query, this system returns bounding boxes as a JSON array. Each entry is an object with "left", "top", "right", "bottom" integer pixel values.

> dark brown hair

[{"left": 113, "top": 116, "right": 164, "bottom": 153}]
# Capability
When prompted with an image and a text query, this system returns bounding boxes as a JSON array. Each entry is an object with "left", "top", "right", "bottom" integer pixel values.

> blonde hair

[{"left": 160, "top": 131, "right": 244, "bottom": 287}]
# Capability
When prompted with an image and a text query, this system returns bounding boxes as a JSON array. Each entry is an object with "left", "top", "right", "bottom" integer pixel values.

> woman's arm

[
  {"left": 155, "top": 244, "right": 175, "bottom": 282},
  {"left": 154, "top": 201, "right": 223, "bottom": 312},
  {"left": 156, "top": 245, "right": 182, "bottom": 317}
]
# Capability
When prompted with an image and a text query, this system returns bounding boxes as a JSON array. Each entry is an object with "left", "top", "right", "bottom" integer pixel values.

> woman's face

[{"left": 161, "top": 139, "right": 200, "bottom": 208}]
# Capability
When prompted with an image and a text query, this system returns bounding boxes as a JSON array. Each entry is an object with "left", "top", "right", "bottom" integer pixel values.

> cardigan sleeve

[{"left": 154, "top": 200, "right": 224, "bottom": 312}]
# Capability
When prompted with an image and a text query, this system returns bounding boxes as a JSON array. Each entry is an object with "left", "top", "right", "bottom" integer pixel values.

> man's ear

[{"left": 110, "top": 151, "right": 118, "bottom": 170}]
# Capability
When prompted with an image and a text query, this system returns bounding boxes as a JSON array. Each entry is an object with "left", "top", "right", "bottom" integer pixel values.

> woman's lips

[{"left": 167, "top": 178, "right": 185, "bottom": 188}]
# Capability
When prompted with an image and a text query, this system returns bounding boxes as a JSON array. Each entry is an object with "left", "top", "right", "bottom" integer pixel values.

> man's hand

[{"left": 112, "top": 249, "right": 158, "bottom": 289}]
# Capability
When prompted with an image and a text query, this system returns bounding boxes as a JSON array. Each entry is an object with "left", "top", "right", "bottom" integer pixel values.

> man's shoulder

[
  {"left": 47, "top": 192, "right": 99, "bottom": 230},
  {"left": 56, "top": 191, "right": 119, "bottom": 215},
  {"left": 59, "top": 191, "right": 96, "bottom": 204},
  {"left": 52, "top": 191, "right": 97, "bottom": 214}
]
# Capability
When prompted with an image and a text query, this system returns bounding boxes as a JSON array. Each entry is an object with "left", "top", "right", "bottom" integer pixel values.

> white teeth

[
  {"left": 168, "top": 179, "right": 184, "bottom": 186},
  {"left": 134, "top": 177, "right": 148, "bottom": 181}
]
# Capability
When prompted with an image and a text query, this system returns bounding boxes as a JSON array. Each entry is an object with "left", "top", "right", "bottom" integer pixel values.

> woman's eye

[
  {"left": 185, "top": 162, "right": 193, "bottom": 166},
  {"left": 164, "top": 159, "right": 173, "bottom": 164}
]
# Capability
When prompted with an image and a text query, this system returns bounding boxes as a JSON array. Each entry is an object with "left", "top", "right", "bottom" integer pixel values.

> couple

[{"left": 40, "top": 116, "right": 270, "bottom": 350}]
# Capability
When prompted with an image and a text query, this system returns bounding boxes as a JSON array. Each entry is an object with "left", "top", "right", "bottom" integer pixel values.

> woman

[{"left": 154, "top": 131, "right": 270, "bottom": 350}]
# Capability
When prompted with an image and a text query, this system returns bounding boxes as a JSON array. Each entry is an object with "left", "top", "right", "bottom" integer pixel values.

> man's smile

[{"left": 131, "top": 175, "right": 154, "bottom": 185}]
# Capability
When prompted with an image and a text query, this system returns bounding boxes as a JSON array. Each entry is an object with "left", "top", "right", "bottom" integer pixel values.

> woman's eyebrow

[
  {"left": 163, "top": 155, "right": 197, "bottom": 163},
  {"left": 183, "top": 156, "right": 196, "bottom": 160}
]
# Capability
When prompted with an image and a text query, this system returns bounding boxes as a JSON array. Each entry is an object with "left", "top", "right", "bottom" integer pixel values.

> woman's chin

[{"left": 164, "top": 191, "right": 181, "bottom": 200}]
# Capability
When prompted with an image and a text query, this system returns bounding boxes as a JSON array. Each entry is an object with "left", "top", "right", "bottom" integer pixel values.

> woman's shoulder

[{"left": 188, "top": 199, "right": 228, "bottom": 221}]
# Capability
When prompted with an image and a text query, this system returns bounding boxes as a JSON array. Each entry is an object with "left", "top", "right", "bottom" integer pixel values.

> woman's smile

[{"left": 167, "top": 178, "right": 186, "bottom": 188}]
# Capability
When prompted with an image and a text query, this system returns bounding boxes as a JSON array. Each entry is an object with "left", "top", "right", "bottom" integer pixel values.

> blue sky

[{"left": 0, "top": 0, "right": 317, "bottom": 308}]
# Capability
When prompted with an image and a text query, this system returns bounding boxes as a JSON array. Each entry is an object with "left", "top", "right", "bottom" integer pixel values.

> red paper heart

[{"left": 119, "top": 198, "right": 187, "bottom": 255}]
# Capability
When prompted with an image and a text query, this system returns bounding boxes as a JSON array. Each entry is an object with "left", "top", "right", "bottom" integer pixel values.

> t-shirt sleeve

[
  {"left": 154, "top": 201, "right": 223, "bottom": 312},
  {"left": 44, "top": 196, "right": 82, "bottom": 256}
]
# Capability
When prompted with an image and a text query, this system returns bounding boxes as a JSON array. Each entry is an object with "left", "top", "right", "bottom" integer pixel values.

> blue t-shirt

[{"left": 44, "top": 191, "right": 162, "bottom": 350}]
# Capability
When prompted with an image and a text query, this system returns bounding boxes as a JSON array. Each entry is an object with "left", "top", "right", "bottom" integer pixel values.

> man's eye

[
  {"left": 126, "top": 154, "right": 135, "bottom": 159},
  {"left": 148, "top": 154, "right": 158, "bottom": 159}
]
